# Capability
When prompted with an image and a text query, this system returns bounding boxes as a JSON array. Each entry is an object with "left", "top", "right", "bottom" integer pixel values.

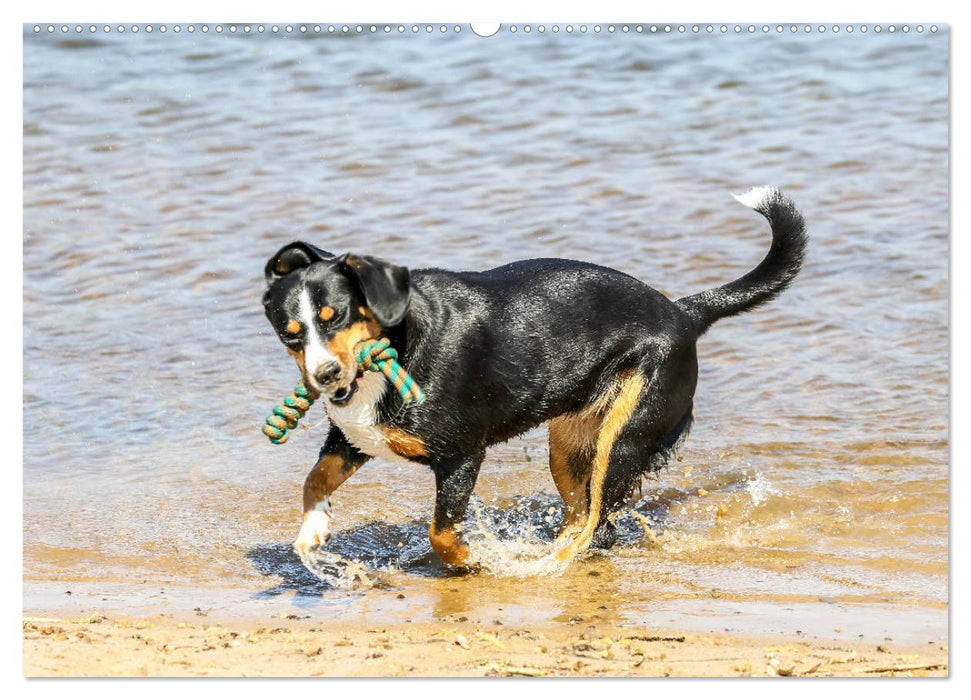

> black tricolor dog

[{"left": 262, "top": 187, "right": 807, "bottom": 566}]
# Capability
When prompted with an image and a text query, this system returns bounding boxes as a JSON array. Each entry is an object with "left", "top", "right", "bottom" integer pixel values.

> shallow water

[{"left": 23, "top": 25, "right": 948, "bottom": 645}]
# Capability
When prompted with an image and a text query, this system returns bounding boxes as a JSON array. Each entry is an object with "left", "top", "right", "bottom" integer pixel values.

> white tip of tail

[{"left": 732, "top": 185, "right": 780, "bottom": 212}]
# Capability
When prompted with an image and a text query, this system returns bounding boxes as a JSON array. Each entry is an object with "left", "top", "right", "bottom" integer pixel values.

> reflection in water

[{"left": 23, "top": 27, "right": 947, "bottom": 642}]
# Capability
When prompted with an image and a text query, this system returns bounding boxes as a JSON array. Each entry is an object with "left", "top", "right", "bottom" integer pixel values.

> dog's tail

[{"left": 676, "top": 186, "right": 807, "bottom": 336}]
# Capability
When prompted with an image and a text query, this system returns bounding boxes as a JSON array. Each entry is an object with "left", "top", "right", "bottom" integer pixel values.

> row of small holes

[
  {"left": 510, "top": 24, "right": 937, "bottom": 34},
  {"left": 33, "top": 24, "right": 463, "bottom": 34},
  {"left": 32, "top": 24, "right": 940, "bottom": 35}
]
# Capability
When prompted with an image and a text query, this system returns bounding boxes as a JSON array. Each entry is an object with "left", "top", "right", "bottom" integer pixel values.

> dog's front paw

[{"left": 293, "top": 508, "right": 332, "bottom": 557}]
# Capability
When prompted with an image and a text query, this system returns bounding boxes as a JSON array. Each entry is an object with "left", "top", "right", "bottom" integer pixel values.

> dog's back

[{"left": 400, "top": 258, "right": 696, "bottom": 446}]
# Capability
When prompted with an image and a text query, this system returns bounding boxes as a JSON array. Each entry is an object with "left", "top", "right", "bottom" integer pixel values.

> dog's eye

[
  {"left": 281, "top": 320, "right": 303, "bottom": 345},
  {"left": 318, "top": 307, "right": 346, "bottom": 328}
]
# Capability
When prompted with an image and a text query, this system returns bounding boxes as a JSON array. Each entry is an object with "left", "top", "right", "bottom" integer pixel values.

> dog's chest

[{"left": 325, "top": 373, "right": 408, "bottom": 462}]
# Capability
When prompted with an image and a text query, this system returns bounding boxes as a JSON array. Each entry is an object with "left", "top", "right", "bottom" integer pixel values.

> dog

[{"left": 262, "top": 186, "right": 806, "bottom": 566}]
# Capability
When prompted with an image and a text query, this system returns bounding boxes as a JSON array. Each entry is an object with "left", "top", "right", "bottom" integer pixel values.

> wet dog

[{"left": 262, "top": 187, "right": 807, "bottom": 566}]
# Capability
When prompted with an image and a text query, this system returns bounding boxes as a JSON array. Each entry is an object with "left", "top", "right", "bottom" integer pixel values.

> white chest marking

[{"left": 325, "top": 372, "right": 409, "bottom": 463}]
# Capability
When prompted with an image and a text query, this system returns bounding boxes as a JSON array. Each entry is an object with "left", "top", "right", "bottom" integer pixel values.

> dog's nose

[{"left": 314, "top": 361, "right": 342, "bottom": 386}]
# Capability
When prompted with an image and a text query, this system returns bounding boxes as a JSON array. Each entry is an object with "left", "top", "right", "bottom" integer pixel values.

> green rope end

[{"left": 263, "top": 382, "right": 315, "bottom": 445}]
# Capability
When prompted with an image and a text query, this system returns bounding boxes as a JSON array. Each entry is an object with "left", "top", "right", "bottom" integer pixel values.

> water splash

[
  {"left": 745, "top": 471, "right": 781, "bottom": 507},
  {"left": 294, "top": 494, "right": 615, "bottom": 584},
  {"left": 463, "top": 499, "right": 575, "bottom": 578},
  {"left": 297, "top": 548, "right": 385, "bottom": 589},
  {"left": 461, "top": 495, "right": 663, "bottom": 578}
]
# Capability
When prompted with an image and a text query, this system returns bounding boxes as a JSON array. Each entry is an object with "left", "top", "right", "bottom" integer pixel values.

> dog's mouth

[
  {"left": 329, "top": 383, "right": 356, "bottom": 405},
  {"left": 328, "top": 370, "right": 365, "bottom": 405}
]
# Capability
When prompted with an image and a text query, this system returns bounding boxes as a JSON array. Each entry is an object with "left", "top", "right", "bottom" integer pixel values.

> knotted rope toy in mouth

[
  {"left": 355, "top": 337, "right": 426, "bottom": 405},
  {"left": 262, "top": 337, "right": 425, "bottom": 444}
]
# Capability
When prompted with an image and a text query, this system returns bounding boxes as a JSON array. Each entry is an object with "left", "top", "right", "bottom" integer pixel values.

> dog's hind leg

[
  {"left": 553, "top": 353, "right": 696, "bottom": 562},
  {"left": 553, "top": 370, "right": 646, "bottom": 561},
  {"left": 598, "top": 403, "right": 693, "bottom": 528},
  {"left": 549, "top": 415, "right": 596, "bottom": 541},
  {"left": 429, "top": 450, "right": 485, "bottom": 568}
]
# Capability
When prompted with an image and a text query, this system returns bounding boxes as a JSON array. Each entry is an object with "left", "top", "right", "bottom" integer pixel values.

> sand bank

[{"left": 23, "top": 611, "right": 947, "bottom": 677}]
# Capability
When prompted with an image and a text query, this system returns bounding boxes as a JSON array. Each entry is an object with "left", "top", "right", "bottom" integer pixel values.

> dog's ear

[
  {"left": 338, "top": 254, "right": 411, "bottom": 327},
  {"left": 265, "top": 242, "right": 333, "bottom": 284}
]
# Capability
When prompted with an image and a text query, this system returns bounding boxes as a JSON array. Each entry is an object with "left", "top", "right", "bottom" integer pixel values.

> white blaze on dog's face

[{"left": 296, "top": 287, "right": 342, "bottom": 394}]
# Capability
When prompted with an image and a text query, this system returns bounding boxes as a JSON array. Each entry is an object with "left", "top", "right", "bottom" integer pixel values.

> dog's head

[{"left": 262, "top": 242, "right": 410, "bottom": 404}]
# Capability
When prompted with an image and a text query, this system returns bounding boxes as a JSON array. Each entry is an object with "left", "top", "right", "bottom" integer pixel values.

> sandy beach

[{"left": 23, "top": 610, "right": 947, "bottom": 678}]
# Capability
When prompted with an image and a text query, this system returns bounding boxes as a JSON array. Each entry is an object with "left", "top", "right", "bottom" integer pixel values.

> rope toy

[
  {"left": 262, "top": 337, "right": 424, "bottom": 444},
  {"left": 355, "top": 337, "right": 426, "bottom": 405}
]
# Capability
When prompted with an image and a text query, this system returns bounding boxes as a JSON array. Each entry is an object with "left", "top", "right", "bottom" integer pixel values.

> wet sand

[{"left": 23, "top": 609, "right": 947, "bottom": 677}]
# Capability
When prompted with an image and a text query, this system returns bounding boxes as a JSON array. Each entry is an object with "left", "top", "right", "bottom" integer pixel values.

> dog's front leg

[
  {"left": 293, "top": 426, "right": 370, "bottom": 557},
  {"left": 429, "top": 450, "right": 484, "bottom": 568}
]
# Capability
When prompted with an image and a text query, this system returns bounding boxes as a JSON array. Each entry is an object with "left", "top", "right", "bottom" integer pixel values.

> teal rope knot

[
  {"left": 354, "top": 337, "right": 426, "bottom": 405},
  {"left": 263, "top": 337, "right": 424, "bottom": 445}
]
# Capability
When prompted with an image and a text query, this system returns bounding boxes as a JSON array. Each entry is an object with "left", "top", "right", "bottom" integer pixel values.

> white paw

[{"left": 293, "top": 508, "right": 332, "bottom": 557}]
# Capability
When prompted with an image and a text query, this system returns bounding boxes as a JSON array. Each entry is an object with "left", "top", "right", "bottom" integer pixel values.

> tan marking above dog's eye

[
  {"left": 319, "top": 306, "right": 335, "bottom": 321},
  {"left": 286, "top": 319, "right": 301, "bottom": 334}
]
